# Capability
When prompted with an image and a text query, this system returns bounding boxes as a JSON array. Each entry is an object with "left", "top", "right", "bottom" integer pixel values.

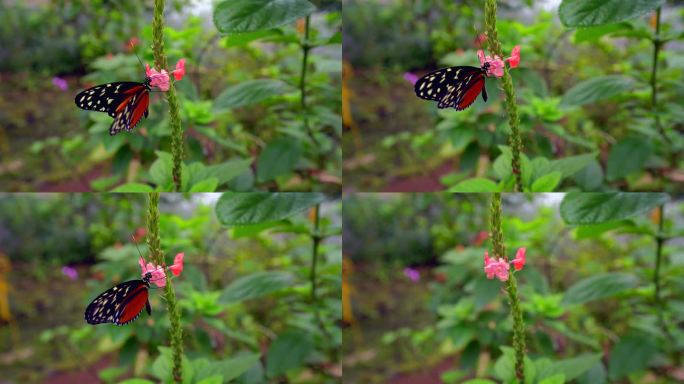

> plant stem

[
  {"left": 484, "top": 0, "right": 523, "bottom": 192},
  {"left": 650, "top": 7, "right": 662, "bottom": 135},
  {"left": 654, "top": 205, "right": 664, "bottom": 305},
  {"left": 153, "top": 0, "right": 184, "bottom": 191},
  {"left": 489, "top": 193, "right": 525, "bottom": 381},
  {"left": 300, "top": 16, "right": 324, "bottom": 186},
  {"left": 147, "top": 193, "right": 183, "bottom": 383},
  {"left": 310, "top": 204, "right": 321, "bottom": 301}
]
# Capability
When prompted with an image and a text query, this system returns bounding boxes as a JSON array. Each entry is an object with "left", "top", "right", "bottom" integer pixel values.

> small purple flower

[
  {"left": 403, "top": 267, "right": 420, "bottom": 282},
  {"left": 403, "top": 72, "right": 419, "bottom": 86},
  {"left": 61, "top": 266, "right": 78, "bottom": 280},
  {"left": 52, "top": 77, "right": 68, "bottom": 91}
]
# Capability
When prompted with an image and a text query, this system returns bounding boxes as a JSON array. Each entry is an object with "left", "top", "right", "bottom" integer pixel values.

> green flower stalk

[
  {"left": 153, "top": 0, "right": 184, "bottom": 191},
  {"left": 485, "top": 0, "right": 523, "bottom": 192},
  {"left": 489, "top": 193, "right": 526, "bottom": 381},
  {"left": 147, "top": 193, "right": 183, "bottom": 383}
]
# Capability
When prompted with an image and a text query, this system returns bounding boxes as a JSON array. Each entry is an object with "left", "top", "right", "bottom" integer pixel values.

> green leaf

[
  {"left": 560, "top": 75, "right": 633, "bottom": 108},
  {"left": 538, "top": 374, "right": 565, "bottom": 384},
  {"left": 531, "top": 171, "right": 562, "bottom": 192},
  {"left": 562, "top": 273, "right": 639, "bottom": 305},
  {"left": 538, "top": 354, "right": 603, "bottom": 381},
  {"left": 256, "top": 138, "right": 302, "bottom": 182},
  {"left": 545, "top": 153, "right": 597, "bottom": 178},
  {"left": 574, "top": 23, "right": 632, "bottom": 43},
  {"left": 196, "top": 376, "right": 223, "bottom": 384},
  {"left": 578, "top": 362, "right": 607, "bottom": 384},
  {"left": 560, "top": 192, "right": 669, "bottom": 224},
  {"left": 575, "top": 221, "right": 630, "bottom": 239},
  {"left": 193, "top": 353, "right": 262, "bottom": 382},
  {"left": 220, "top": 271, "right": 295, "bottom": 304},
  {"left": 214, "top": 79, "right": 292, "bottom": 111},
  {"left": 189, "top": 177, "right": 219, "bottom": 192},
  {"left": 216, "top": 192, "right": 323, "bottom": 226},
  {"left": 559, "top": 0, "right": 665, "bottom": 27},
  {"left": 606, "top": 137, "right": 651, "bottom": 181},
  {"left": 149, "top": 151, "right": 174, "bottom": 189},
  {"left": 117, "top": 380, "right": 156, "bottom": 384},
  {"left": 205, "top": 158, "right": 253, "bottom": 186},
  {"left": 608, "top": 333, "right": 657, "bottom": 379},
  {"left": 572, "top": 159, "right": 604, "bottom": 191},
  {"left": 214, "top": 0, "right": 315, "bottom": 33},
  {"left": 448, "top": 178, "right": 500, "bottom": 192},
  {"left": 151, "top": 347, "right": 193, "bottom": 384},
  {"left": 266, "top": 331, "right": 314, "bottom": 377},
  {"left": 111, "top": 183, "right": 154, "bottom": 192}
]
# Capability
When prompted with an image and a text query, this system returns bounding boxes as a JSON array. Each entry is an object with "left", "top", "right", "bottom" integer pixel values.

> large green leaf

[
  {"left": 560, "top": 192, "right": 669, "bottom": 225},
  {"left": 531, "top": 171, "right": 561, "bottom": 192},
  {"left": 149, "top": 151, "right": 174, "bottom": 189},
  {"left": 257, "top": 137, "right": 302, "bottom": 182},
  {"left": 560, "top": 75, "right": 633, "bottom": 108},
  {"left": 537, "top": 354, "right": 603, "bottom": 381},
  {"left": 214, "top": 79, "right": 292, "bottom": 111},
  {"left": 562, "top": 273, "right": 639, "bottom": 305},
  {"left": 606, "top": 137, "right": 651, "bottom": 181},
  {"left": 215, "top": 192, "right": 324, "bottom": 225},
  {"left": 193, "top": 353, "right": 261, "bottom": 382},
  {"left": 151, "top": 347, "right": 194, "bottom": 384},
  {"left": 111, "top": 183, "right": 154, "bottom": 192},
  {"left": 214, "top": 0, "right": 316, "bottom": 33},
  {"left": 608, "top": 333, "right": 657, "bottom": 379},
  {"left": 448, "top": 178, "right": 500, "bottom": 192},
  {"left": 205, "top": 158, "right": 253, "bottom": 186},
  {"left": 266, "top": 331, "right": 314, "bottom": 377},
  {"left": 220, "top": 271, "right": 295, "bottom": 304},
  {"left": 544, "top": 153, "right": 597, "bottom": 178},
  {"left": 559, "top": 0, "right": 665, "bottom": 27}
]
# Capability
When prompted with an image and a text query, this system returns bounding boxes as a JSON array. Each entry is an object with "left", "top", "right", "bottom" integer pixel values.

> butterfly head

[
  {"left": 142, "top": 271, "right": 153, "bottom": 284},
  {"left": 481, "top": 62, "right": 491, "bottom": 76},
  {"left": 143, "top": 76, "right": 152, "bottom": 87}
]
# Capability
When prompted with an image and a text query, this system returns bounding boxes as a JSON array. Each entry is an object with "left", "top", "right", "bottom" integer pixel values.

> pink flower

[
  {"left": 403, "top": 72, "right": 419, "bottom": 85},
  {"left": 477, "top": 50, "right": 505, "bottom": 77},
  {"left": 484, "top": 250, "right": 510, "bottom": 282},
  {"left": 172, "top": 59, "right": 186, "bottom": 81},
  {"left": 169, "top": 253, "right": 184, "bottom": 276},
  {"left": 505, "top": 46, "right": 521, "bottom": 68},
  {"left": 146, "top": 63, "right": 170, "bottom": 91},
  {"left": 139, "top": 257, "right": 167, "bottom": 288},
  {"left": 512, "top": 247, "right": 526, "bottom": 271},
  {"left": 403, "top": 267, "right": 420, "bottom": 282}
]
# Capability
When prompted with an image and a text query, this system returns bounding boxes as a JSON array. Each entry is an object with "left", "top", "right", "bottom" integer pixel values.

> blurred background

[
  {"left": 342, "top": 193, "right": 684, "bottom": 383},
  {"left": 0, "top": 193, "right": 341, "bottom": 383},
  {"left": 342, "top": 0, "right": 684, "bottom": 192},
  {"left": 0, "top": 0, "right": 341, "bottom": 192}
]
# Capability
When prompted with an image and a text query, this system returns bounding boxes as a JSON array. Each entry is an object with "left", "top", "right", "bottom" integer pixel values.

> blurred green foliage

[
  {"left": 0, "top": 1, "right": 342, "bottom": 193},
  {"left": 343, "top": 194, "right": 684, "bottom": 383},
  {"left": 342, "top": 0, "right": 684, "bottom": 192},
  {"left": 0, "top": 194, "right": 341, "bottom": 383}
]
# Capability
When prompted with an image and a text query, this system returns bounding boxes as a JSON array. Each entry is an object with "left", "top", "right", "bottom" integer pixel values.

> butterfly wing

[
  {"left": 414, "top": 66, "right": 486, "bottom": 111},
  {"left": 75, "top": 82, "right": 145, "bottom": 117},
  {"left": 109, "top": 86, "right": 150, "bottom": 136},
  {"left": 84, "top": 280, "right": 149, "bottom": 325}
]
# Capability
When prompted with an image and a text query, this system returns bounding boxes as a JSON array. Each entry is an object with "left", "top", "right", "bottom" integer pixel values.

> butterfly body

[
  {"left": 414, "top": 63, "right": 489, "bottom": 111},
  {"left": 75, "top": 78, "right": 151, "bottom": 136},
  {"left": 84, "top": 272, "right": 153, "bottom": 326}
]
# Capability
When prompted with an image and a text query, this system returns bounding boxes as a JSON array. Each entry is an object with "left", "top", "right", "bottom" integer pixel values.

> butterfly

[
  {"left": 414, "top": 61, "right": 491, "bottom": 111},
  {"left": 84, "top": 272, "right": 154, "bottom": 326},
  {"left": 75, "top": 78, "right": 151, "bottom": 136}
]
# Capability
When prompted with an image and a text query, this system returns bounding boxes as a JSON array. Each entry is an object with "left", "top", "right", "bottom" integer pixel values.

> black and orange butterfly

[
  {"left": 75, "top": 78, "right": 151, "bottom": 136},
  {"left": 84, "top": 241, "right": 164, "bottom": 326},
  {"left": 414, "top": 61, "right": 491, "bottom": 111}
]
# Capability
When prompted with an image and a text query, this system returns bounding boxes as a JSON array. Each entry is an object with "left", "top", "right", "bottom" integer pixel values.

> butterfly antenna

[
  {"left": 130, "top": 41, "right": 146, "bottom": 73},
  {"left": 132, "top": 235, "right": 148, "bottom": 273}
]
